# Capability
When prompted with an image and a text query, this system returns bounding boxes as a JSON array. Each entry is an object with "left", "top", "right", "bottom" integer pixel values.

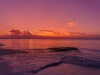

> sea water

[{"left": 0, "top": 39, "right": 100, "bottom": 75}]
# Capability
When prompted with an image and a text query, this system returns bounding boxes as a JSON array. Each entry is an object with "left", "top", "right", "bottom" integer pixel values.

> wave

[
  {"left": 30, "top": 51, "right": 100, "bottom": 74},
  {"left": 80, "top": 48, "right": 100, "bottom": 52},
  {"left": 62, "top": 55, "right": 100, "bottom": 68}
]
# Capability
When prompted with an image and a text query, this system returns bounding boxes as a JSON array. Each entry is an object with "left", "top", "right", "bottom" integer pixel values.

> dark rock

[
  {"left": 0, "top": 48, "right": 28, "bottom": 56},
  {"left": 48, "top": 47, "right": 79, "bottom": 52}
]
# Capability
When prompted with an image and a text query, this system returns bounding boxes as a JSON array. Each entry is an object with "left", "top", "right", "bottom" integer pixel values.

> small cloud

[
  {"left": 38, "top": 30, "right": 54, "bottom": 32},
  {"left": 66, "top": 22, "right": 77, "bottom": 26},
  {"left": 69, "top": 32, "right": 87, "bottom": 35}
]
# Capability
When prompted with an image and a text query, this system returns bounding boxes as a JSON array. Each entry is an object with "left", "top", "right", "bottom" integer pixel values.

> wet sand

[
  {"left": 36, "top": 64, "right": 100, "bottom": 75},
  {"left": 1, "top": 62, "right": 100, "bottom": 75}
]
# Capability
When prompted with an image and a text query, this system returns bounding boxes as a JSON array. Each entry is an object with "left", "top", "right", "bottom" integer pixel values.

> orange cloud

[
  {"left": 37, "top": 29, "right": 87, "bottom": 37},
  {"left": 7, "top": 29, "right": 87, "bottom": 37},
  {"left": 38, "top": 30, "right": 54, "bottom": 32},
  {"left": 37, "top": 30, "right": 67, "bottom": 36},
  {"left": 1, "top": 29, "right": 100, "bottom": 39},
  {"left": 66, "top": 22, "right": 77, "bottom": 26},
  {"left": 69, "top": 32, "right": 87, "bottom": 35}
]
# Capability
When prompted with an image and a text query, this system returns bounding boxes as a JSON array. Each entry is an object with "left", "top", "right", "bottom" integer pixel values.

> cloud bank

[
  {"left": 9, "top": 29, "right": 33, "bottom": 36},
  {"left": 0, "top": 29, "right": 100, "bottom": 39}
]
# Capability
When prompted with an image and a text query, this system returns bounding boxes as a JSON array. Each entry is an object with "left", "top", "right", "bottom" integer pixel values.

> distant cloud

[
  {"left": 38, "top": 29, "right": 87, "bottom": 36},
  {"left": 8, "top": 29, "right": 87, "bottom": 37},
  {"left": 69, "top": 32, "right": 87, "bottom": 35},
  {"left": 9, "top": 29, "right": 33, "bottom": 36},
  {"left": 9, "top": 29, "right": 21, "bottom": 35},
  {"left": 38, "top": 30, "right": 54, "bottom": 32},
  {"left": 38, "top": 30, "right": 66, "bottom": 36},
  {"left": 1, "top": 29, "right": 100, "bottom": 39},
  {"left": 66, "top": 22, "right": 77, "bottom": 26}
]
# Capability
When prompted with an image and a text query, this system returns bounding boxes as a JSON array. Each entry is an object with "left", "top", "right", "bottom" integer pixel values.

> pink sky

[{"left": 0, "top": 0, "right": 100, "bottom": 37}]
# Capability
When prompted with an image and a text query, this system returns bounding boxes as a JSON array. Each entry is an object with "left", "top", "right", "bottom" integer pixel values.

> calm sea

[
  {"left": 0, "top": 39, "right": 100, "bottom": 75},
  {"left": 0, "top": 39, "right": 100, "bottom": 49}
]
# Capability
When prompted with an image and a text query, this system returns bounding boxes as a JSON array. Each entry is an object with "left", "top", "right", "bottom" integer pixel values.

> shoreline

[
  {"left": 36, "top": 64, "right": 100, "bottom": 75},
  {"left": 0, "top": 47, "right": 100, "bottom": 75}
]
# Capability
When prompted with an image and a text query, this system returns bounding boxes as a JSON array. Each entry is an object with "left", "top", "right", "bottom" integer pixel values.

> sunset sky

[{"left": 0, "top": 0, "right": 100, "bottom": 37}]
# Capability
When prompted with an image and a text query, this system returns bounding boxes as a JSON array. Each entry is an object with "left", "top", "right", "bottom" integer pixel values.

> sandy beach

[
  {"left": 36, "top": 64, "right": 100, "bottom": 75},
  {"left": 1, "top": 60, "right": 100, "bottom": 75},
  {"left": 1, "top": 61, "right": 100, "bottom": 75}
]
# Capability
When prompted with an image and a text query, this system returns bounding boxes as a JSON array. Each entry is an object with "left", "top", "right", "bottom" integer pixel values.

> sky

[{"left": 0, "top": 0, "right": 100, "bottom": 37}]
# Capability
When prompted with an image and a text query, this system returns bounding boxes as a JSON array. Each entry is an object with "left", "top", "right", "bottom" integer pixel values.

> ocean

[
  {"left": 1, "top": 39, "right": 100, "bottom": 49},
  {"left": 0, "top": 39, "right": 100, "bottom": 75}
]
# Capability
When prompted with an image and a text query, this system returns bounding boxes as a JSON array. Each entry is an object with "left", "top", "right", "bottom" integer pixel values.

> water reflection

[
  {"left": 0, "top": 39, "right": 100, "bottom": 49},
  {"left": 0, "top": 39, "right": 100, "bottom": 75},
  {"left": 1, "top": 39, "right": 32, "bottom": 49}
]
